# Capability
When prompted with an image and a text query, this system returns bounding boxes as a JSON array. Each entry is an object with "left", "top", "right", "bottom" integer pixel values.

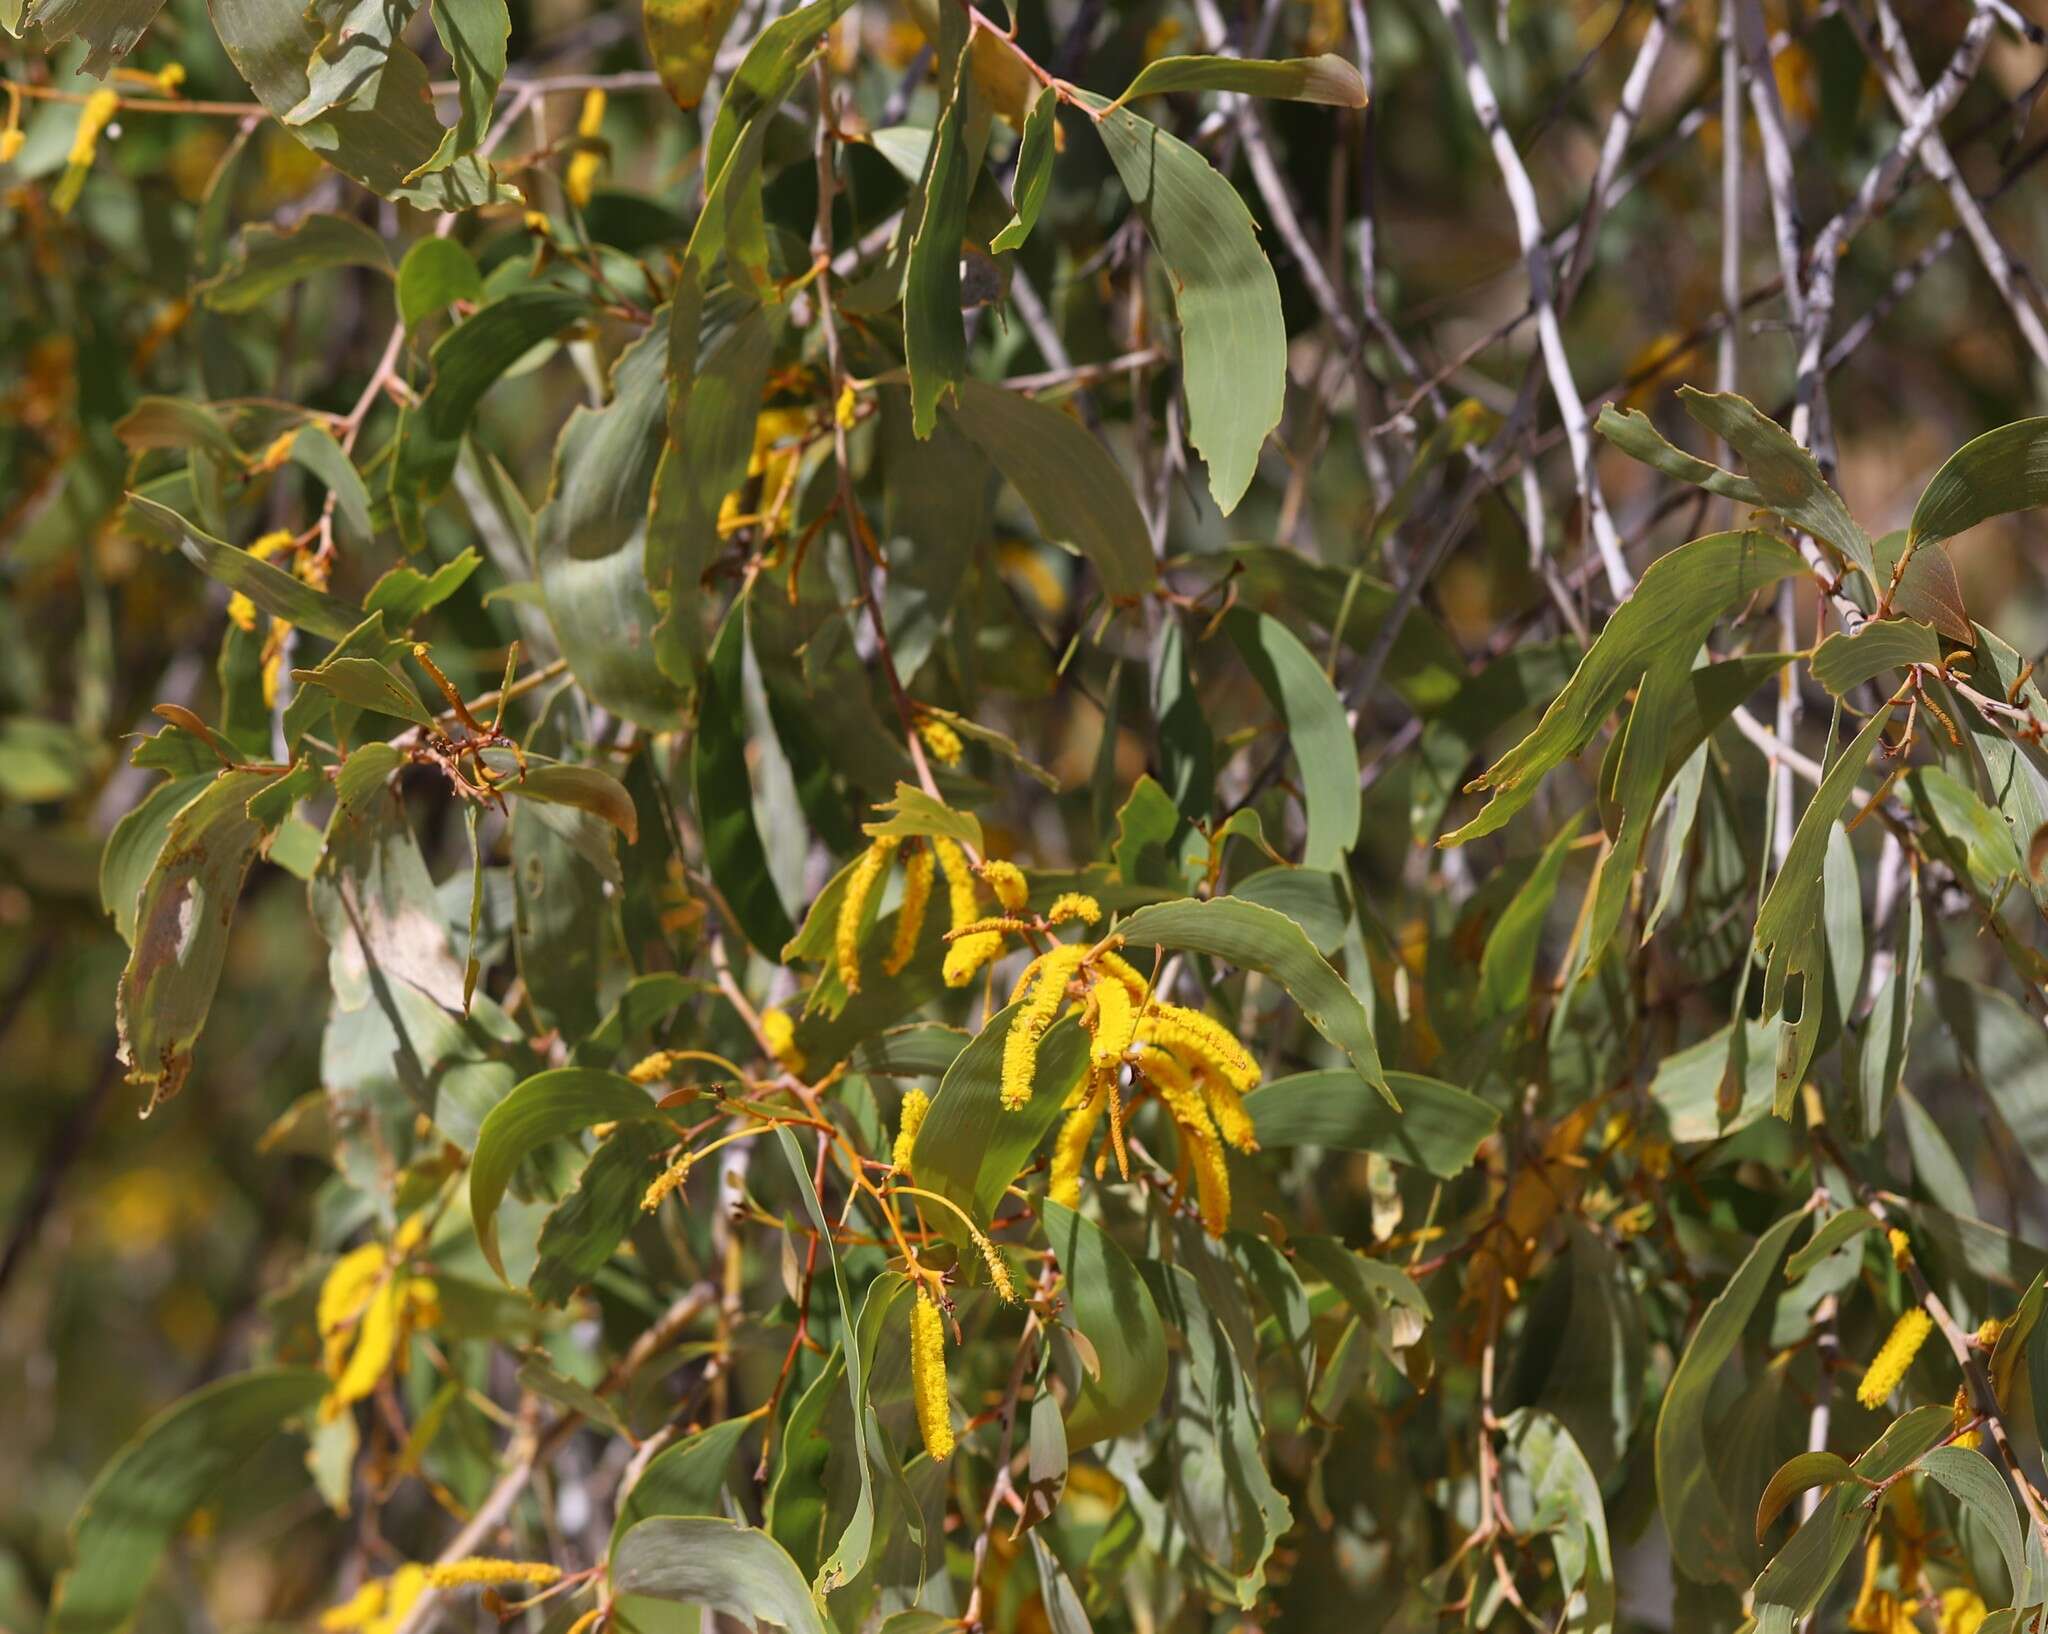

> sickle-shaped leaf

[
  {"left": 1246, "top": 1070, "right": 1495, "bottom": 1175},
  {"left": 126, "top": 496, "right": 362, "bottom": 641},
  {"left": 694, "top": 596, "right": 795, "bottom": 955}
]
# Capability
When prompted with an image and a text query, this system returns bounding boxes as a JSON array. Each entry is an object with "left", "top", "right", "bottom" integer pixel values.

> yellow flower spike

[
  {"left": 1952, "top": 1383, "right": 1981, "bottom": 1447},
  {"left": 1976, "top": 1315, "right": 2004, "bottom": 1348},
  {"left": 1048, "top": 892, "right": 1101, "bottom": 926},
  {"left": 1096, "top": 950, "right": 1152, "bottom": 1001},
  {"left": 760, "top": 1008, "right": 805, "bottom": 1076},
  {"left": 979, "top": 858, "right": 1028, "bottom": 913},
  {"left": 325, "top": 1277, "right": 404, "bottom": 1418},
  {"left": 1889, "top": 1228, "right": 1913, "bottom": 1267},
  {"left": 893, "top": 1088, "right": 930, "bottom": 1172},
  {"left": 883, "top": 844, "right": 935, "bottom": 975},
  {"left": 1088, "top": 976, "right": 1136, "bottom": 1070},
  {"left": 1001, "top": 945, "right": 1085, "bottom": 1110},
  {"left": 1858, "top": 1308, "right": 1934, "bottom": 1408},
  {"left": 642, "top": 1153, "right": 694, "bottom": 1212},
  {"left": 1184, "top": 1125, "right": 1231, "bottom": 1237},
  {"left": 1138, "top": 1003, "right": 1259, "bottom": 1095},
  {"left": 156, "top": 62, "right": 187, "bottom": 93},
  {"left": 916, "top": 715, "right": 963, "bottom": 767},
  {"left": 1199, "top": 1074, "right": 1258, "bottom": 1155},
  {"left": 971, "top": 1227, "right": 1016, "bottom": 1302},
  {"left": 522, "top": 209, "right": 551, "bottom": 234},
  {"left": 835, "top": 837, "right": 900, "bottom": 995},
  {"left": 423, "top": 1559, "right": 564, "bottom": 1589},
  {"left": 69, "top": 87, "right": 120, "bottom": 166},
  {"left": 1049, "top": 1080, "right": 1107, "bottom": 1208},
  {"left": 834, "top": 381, "right": 859, "bottom": 430},
  {"left": 627, "top": 1050, "right": 676, "bottom": 1085},
  {"left": 564, "top": 90, "right": 607, "bottom": 208},
  {"left": 910, "top": 1289, "right": 955, "bottom": 1461},
  {"left": 1, "top": 128, "right": 25, "bottom": 164},
  {"left": 943, "top": 931, "right": 1004, "bottom": 988}
]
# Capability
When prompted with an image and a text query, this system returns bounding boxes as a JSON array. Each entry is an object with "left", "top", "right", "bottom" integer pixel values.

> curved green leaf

[
  {"left": 1116, "top": 894, "right": 1391, "bottom": 1104},
  {"left": 1810, "top": 618, "right": 1939, "bottom": 697},
  {"left": 1655, "top": 1209, "right": 1803, "bottom": 1584},
  {"left": 1225, "top": 610, "right": 1359, "bottom": 869},
  {"left": 1754, "top": 1451, "right": 1855, "bottom": 1545},
  {"left": 1113, "top": 52, "right": 1367, "bottom": 108},
  {"left": 1042, "top": 1198, "right": 1167, "bottom": 1448},
  {"left": 991, "top": 87, "right": 1058, "bottom": 252},
  {"left": 49, "top": 1369, "right": 327, "bottom": 1634},
  {"left": 126, "top": 496, "right": 361, "bottom": 641},
  {"left": 469, "top": 1068, "right": 677, "bottom": 1281},
  {"left": 694, "top": 596, "right": 794, "bottom": 955},
  {"left": 1085, "top": 94, "right": 1284, "bottom": 516},
  {"left": 944, "top": 378, "right": 1155, "bottom": 599},
  {"left": 611, "top": 1515, "right": 828, "bottom": 1634},
  {"left": 1245, "top": 1070, "right": 1495, "bottom": 1175}
]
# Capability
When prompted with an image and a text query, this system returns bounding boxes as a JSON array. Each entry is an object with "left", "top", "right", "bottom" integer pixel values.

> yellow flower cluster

[
  {"left": 910, "top": 1289, "right": 953, "bottom": 1461},
  {"left": 627, "top": 1049, "right": 675, "bottom": 1085},
  {"left": 761, "top": 1006, "right": 806, "bottom": 1075},
  {"left": 315, "top": 1220, "right": 440, "bottom": 1422},
  {"left": 1858, "top": 1308, "right": 1934, "bottom": 1408},
  {"left": 641, "top": 1152, "right": 694, "bottom": 1212},
  {"left": 1047, "top": 892, "right": 1101, "bottom": 926},
  {"left": 893, "top": 1088, "right": 929, "bottom": 1171},
  {"left": 565, "top": 89, "right": 605, "bottom": 206},
  {"left": 974, "top": 1228, "right": 1016, "bottom": 1303},
  {"left": 320, "top": 1565, "right": 427, "bottom": 1632},
  {"left": 916, "top": 714, "right": 963, "bottom": 767},
  {"left": 979, "top": 859, "right": 1028, "bottom": 913},
  {"left": 1000, "top": 944, "right": 1086, "bottom": 1110}
]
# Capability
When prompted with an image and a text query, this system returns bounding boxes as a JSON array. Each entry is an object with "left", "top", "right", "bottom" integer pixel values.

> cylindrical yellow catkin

[
  {"left": 893, "top": 1088, "right": 930, "bottom": 1172},
  {"left": 916, "top": 715, "right": 963, "bottom": 766},
  {"left": 1089, "top": 976, "right": 1136, "bottom": 1069},
  {"left": 980, "top": 859, "right": 1028, "bottom": 913},
  {"left": 1049, "top": 1081, "right": 1107, "bottom": 1208},
  {"left": 1001, "top": 945, "right": 1084, "bottom": 1110},
  {"left": 1139, "top": 1003, "right": 1260, "bottom": 1093},
  {"left": 1857, "top": 1307, "right": 1934, "bottom": 1408},
  {"left": 423, "top": 1558, "right": 564, "bottom": 1588},
  {"left": 760, "top": 1007, "right": 806, "bottom": 1075},
  {"left": 910, "top": 1291, "right": 954, "bottom": 1460},
  {"left": 934, "top": 839, "right": 1000, "bottom": 988},
  {"left": 835, "top": 838, "right": 900, "bottom": 994},
  {"left": 973, "top": 1228, "right": 1016, "bottom": 1302},
  {"left": 1184, "top": 1126, "right": 1231, "bottom": 1237},
  {"left": 1047, "top": 892, "right": 1101, "bottom": 926},
  {"left": 883, "top": 845, "right": 935, "bottom": 975}
]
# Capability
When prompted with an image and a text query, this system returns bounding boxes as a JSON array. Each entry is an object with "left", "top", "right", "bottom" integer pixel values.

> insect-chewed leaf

[
  {"left": 207, "top": 0, "right": 510, "bottom": 206},
  {"left": 290, "top": 654, "right": 435, "bottom": 727},
  {"left": 1499, "top": 1410, "right": 1614, "bottom": 1634},
  {"left": 991, "top": 86, "right": 1059, "bottom": 253},
  {"left": 1809, "top": 618, "right": 1939, "bottom": 697},
  {"left": 116, "top": 767, "right": 296, "bottom": 1108},
  {"left": 47, "top": 1369, "right": 327, "bottom": 1634}
]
